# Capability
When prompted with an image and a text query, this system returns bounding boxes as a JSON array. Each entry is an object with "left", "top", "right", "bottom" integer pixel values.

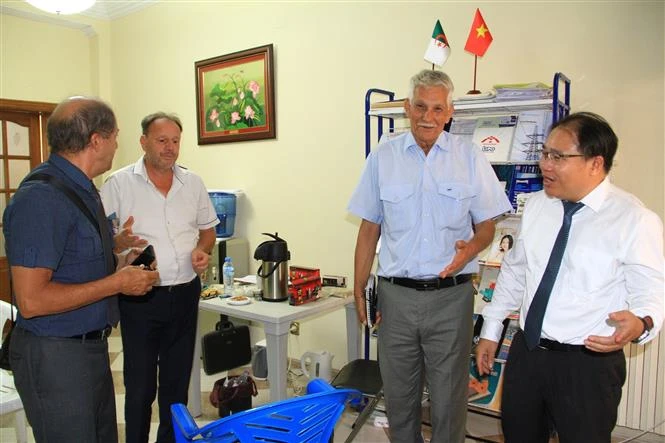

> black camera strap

[{"left": 25, "top": 173, "right": 100, "bottom": 236}]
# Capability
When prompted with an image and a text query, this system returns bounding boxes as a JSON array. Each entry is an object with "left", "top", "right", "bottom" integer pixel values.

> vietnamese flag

[{"left": 464, "top": 8, "right": 493, "bottom": 57}]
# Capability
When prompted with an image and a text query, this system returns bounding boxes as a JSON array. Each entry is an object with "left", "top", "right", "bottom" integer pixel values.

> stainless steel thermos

[{"left": 254, "top": 232, "right": 290, "bottom": 302}]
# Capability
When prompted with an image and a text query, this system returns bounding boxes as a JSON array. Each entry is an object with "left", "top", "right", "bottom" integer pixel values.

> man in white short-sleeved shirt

[{"left": 101, "top": 112, "right": 218, "bottom": 443}]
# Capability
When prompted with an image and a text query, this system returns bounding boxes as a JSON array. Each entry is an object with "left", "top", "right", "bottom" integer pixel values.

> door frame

[{"left": 0, "top": 98, "right": 56, "bottom": 303}]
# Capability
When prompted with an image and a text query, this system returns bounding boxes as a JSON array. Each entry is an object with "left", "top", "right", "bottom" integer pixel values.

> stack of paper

[
  {"left": 453, "top": 90, "right": 496, "bottom": 105},
  {"left": 449, "top": 118, "right": 477, "bottom": 145},
  {"left": 370, "top": 98, "right": 406, "bottom": 110},
  {"left": 493, "top": 82, "right": 552, "bottom": 102}
]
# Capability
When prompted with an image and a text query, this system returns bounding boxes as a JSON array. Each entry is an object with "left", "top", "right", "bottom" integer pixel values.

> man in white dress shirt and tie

[{"left": 475, "top": 112, "right": 664, "bottom": 443}]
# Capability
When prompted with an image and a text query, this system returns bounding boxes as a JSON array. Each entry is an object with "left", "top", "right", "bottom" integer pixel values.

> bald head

[{"left": 48, "top": 97, "right": 117, "bottom": 154}]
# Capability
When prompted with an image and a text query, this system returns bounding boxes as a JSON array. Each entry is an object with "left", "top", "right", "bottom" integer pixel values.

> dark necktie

[
  {"left": 92, "top": 186, "right": 120, "bottom": 326},
  {"left": 523, "top": 200, "right": 584, "bottom": 350}
]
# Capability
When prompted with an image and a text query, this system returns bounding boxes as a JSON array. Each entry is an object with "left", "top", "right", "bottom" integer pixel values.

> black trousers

[
  {"left": 10, "top": 326, "right": 117, "bottom": 442},
  {"left": 501, "top": 331, "right": 626, "bottom": 443},
  {"left": 120, "top": 277, "right": 200, "bottom": 443}
]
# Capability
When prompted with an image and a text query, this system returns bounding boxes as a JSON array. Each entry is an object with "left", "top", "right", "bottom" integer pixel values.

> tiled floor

[{"left": 1, "top": 328, "right": 663, "bottom": 442}]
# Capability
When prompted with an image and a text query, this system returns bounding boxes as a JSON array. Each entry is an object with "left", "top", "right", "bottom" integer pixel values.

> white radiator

[{"left": 617, "top": 333, "right": 664, "bottom": 435}]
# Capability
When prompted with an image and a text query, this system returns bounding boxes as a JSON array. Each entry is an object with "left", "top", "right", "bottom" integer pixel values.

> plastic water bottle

[{"left": 222, "top": 257, "right": 235, "bottom": 297}]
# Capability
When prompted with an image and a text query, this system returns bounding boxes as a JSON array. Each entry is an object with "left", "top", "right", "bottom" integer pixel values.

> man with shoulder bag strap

[{"left": 3, "top": 97, "right": 159, "bottom": 442}]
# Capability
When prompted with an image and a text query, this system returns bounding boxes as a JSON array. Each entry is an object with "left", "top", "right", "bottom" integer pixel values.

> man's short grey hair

[
  {"left": 408, "top": 70, "right": 455, "bottom": 106},
  {"left": 141, "top": 112, "right": 183, "bottom": 135}
]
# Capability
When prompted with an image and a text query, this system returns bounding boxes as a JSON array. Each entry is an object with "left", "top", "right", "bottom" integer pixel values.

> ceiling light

[{"left": 25, "top": 0, "right": 96, "bottom": 15}]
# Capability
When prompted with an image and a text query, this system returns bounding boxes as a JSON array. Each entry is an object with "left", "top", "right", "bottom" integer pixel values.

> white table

[
  {"left": 188, "top": 290, "right": 361, "bottom": 417},
  {"left": 0, "top": 369, "right": 28, "bottom": 443}
]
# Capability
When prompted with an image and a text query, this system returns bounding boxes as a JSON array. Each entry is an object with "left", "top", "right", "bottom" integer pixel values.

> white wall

[
  {"left": 2, "top": 0, "right": 664, "bottom": 432},
  {"left": 0, "top": 5, "right": 111, "bottom": 100}
]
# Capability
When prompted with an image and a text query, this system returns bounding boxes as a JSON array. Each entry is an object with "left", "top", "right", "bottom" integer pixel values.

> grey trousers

[
  {"left": 377, "top": 279, "right": 474, "bottom": 443},
  {"left": 10, "top": 325, "right": 118, "bottom": 442}
]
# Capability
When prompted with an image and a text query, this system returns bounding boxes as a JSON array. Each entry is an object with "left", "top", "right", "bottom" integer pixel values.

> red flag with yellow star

[{"left": 464, "top": 8, "right": 493, "bottom": 57}]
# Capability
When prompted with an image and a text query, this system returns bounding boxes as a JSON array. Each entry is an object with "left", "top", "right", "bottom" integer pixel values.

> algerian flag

[{"left": 424, "top": 19, "right": 451, "bottom": 66}]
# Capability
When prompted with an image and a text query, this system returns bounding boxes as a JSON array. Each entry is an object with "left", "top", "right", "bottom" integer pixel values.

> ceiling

[
  {"left": 75, "top": 0, "right": 157, "bottom": 20},
  {"left": 0, "top": 1, "right": 159, "bottom": 36}
]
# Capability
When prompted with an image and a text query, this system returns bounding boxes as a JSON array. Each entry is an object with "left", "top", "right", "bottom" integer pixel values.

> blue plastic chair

[{"left": 171, "top": 379, "right": 359, "bottom": 443}]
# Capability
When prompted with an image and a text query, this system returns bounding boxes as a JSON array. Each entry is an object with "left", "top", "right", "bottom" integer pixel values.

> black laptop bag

[{"left": 201, "top": 318, "right": 252, "bottom": 375}]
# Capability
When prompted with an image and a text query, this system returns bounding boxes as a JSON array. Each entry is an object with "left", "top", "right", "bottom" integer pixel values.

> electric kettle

[
  {"left": 254, "top": 232, "right": 290, "bottom": 302},
  {"left": 300, "top": 350, "right": 334, "bottom": 381}
]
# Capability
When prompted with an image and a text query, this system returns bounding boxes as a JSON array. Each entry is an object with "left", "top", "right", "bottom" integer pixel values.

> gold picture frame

[{"left": 195, "top": 44, "right": 276, "bottom": 144}]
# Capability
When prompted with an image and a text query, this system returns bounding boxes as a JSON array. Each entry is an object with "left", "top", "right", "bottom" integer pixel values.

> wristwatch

[{"left": 632, "top": 316, "right": 654, "bottom": 344}]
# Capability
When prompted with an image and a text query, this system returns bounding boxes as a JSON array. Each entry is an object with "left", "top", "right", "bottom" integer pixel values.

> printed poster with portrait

[{"left": 478, "top": 216, "right": 521, "bottom": 266}]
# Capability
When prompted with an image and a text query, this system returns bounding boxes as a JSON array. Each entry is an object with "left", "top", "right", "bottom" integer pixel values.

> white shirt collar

[
  {"left": 578, "top": 176, "right": 610, "bottom": 213},
  {"left": 131, "top": 156, "right": 187, "bottom": 184},
  {"left": 542, "top": 176, "right": 610, "bottom": 214},
  {"left": 402, "top": 131, "right": 447, "bottom": 155}
]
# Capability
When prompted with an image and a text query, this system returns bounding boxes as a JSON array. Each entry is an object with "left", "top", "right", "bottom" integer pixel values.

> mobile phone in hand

[{"left": 131, "top": 245, "right": 155, "bottom": 267}]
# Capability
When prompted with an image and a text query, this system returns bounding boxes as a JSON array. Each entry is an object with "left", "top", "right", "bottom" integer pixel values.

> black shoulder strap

[
  {"left": 8, "top": 274, "right": 14, "bottom": 322},
  {"left": 24, "top": 173, "right": 100, "bottom": 236}
]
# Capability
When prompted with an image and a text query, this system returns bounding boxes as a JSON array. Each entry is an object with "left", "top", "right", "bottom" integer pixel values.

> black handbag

[
  {"left": 0, "top": 319, "right": 14, "bottom": 371},
  {"left": 201, "top": 317, "right": 252, "bottom": 375},
  {"left": 209, "top": 371, "right": 258, "bottom": 417},
  {"left": 0, "top": 279, "right": 16, "bottom": 371}
]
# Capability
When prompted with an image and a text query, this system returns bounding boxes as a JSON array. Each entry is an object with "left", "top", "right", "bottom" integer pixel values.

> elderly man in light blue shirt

[{"left": 348, "top": 70, "right": 511, "bottom": 443}]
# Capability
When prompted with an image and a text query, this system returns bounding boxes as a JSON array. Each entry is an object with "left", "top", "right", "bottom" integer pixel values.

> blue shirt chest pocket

[
  {"left": 380, "top": 184, "right": 416, "bottom": 234},
  {"left": 435, "top": 183, "right": 476, "bottom": 228},
  {"left": 62, "top": 220, "right": 104, "bottom": 264}
]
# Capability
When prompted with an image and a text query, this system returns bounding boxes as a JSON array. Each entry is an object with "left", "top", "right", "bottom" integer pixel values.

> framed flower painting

[{"left": 195, "top": 44, "right": 276, "bottom": 144}]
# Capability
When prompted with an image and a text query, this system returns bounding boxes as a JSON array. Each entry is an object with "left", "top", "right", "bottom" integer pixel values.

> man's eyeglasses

[{"left": 537, "top": 149, "right": 586, "bottom": 163}]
